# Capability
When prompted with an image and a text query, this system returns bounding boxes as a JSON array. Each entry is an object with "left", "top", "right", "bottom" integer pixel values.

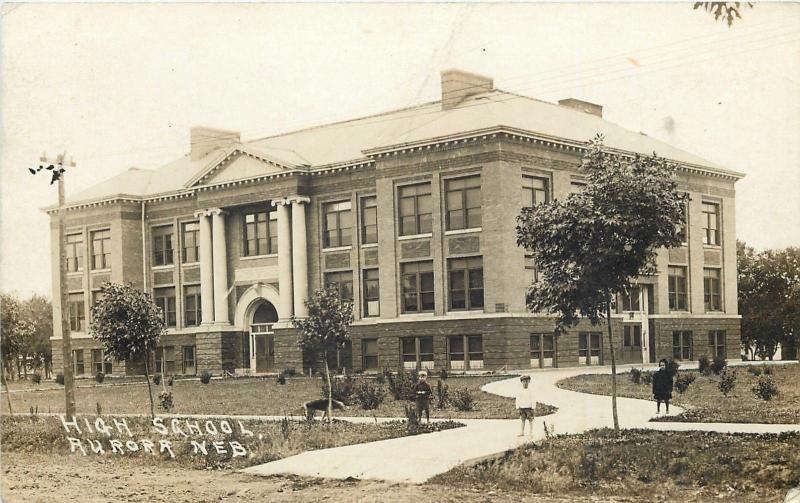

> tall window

[
  {"left": 361, "top": 338, "right": 378, "bottom": 370},
  {"left": 243, "top": 210, "right": 278, "bottom": 256},
  {"left": 524, "top": 255, "right": 538, "bottom": 306},
  {"left": 73, "top": 349, "right": 85, "bottom": 375},
  {"left": 702, "top": 202, "right": 720, "bottom": 245},
  {"left": 400, "top": 336, "right": 434, "bottom": 370},
  {"left": 448, "top": 257, "right": 484, "bottom": 311},
  {"left": 708, "top": 330, "right": 726, "bottom": 358},
  {"left": 363, "top": 269, "right": 380, "bottom": 317},
  {"left": 448, "top": 335, "right": 484, "bottom": 370},
  {"left": 155, "top": 346, "right": 175, "bottom": 374},
  {"left": 182, "top": 346, "right": 196, "bottom": 375},
  {"left": 184, "top": 285, "right": 201, "bottom": 326},
  {"left": 66, "top": 233, "right": 84, "bottom": 273},
  {"left": 620, "top": 286, "right": 641, "bottom": 312},
  {"left": 531, "top": 333, "right": 555, "bottom": 368},
  {"left": 445, "top": 176, "right": 481, "bottom": 230},
  {"left": 704, "top": 268, "right": 722, "bottom": 312},
  {"left": 522, "top": 176, "right": 549, "bottom": 207},
  {"left": 91, "top": 348, "right": 112, "bottom": 375},
  {"left": 323, "top": 201, "right": 352, "bottom": 248},
  {"left": 677, "top": 200, "right": 689, "bottom": 244},
  {"left": 68, "top": 293, "right": 84, "bottom": 332},
  {"left": 398, "top": 183, "right": 432, "bottom": 236},
  {"left": 91, "top": 229, "right": 111, "bottom": 270},
  {"left": 154, "top": 287, "right": 177, "bottom": 327},
  {"left": 181, "top": 222, "right": 199, "bottom": 263},
  {"left": 325, "top": 271, "right": 353, "bottom": 303},
  {"left": 668, "top": 266, "right": 688, "bottom": 311},
  {"left": 361, "top": 196, "right": 378, "bottom": 244},
  {"left": 401, "top": 261, "right": 434, "bottom": 313},
  {"left": 152, "top": 226, "right": 174, "bottom": 266},
  {"left": 672, "top": 331, "right": 693, "bottom": 360},
  {"left": 578, "top": 333, "right": 602, "bottom": 365}
]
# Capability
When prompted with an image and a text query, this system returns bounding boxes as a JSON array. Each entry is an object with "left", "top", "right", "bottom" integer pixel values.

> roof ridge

[{"left": 247, "top": 99, "right": 442, "bottom": 143}]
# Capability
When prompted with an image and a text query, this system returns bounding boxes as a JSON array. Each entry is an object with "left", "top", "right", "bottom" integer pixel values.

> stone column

[
  {"left": 272, "top": 199, "right": 293, "bottom": 320},
  {"left": 196, "top": 210, "right": 215, "bottom": 324},
  {"left": 211, "top": 208, "right": 229, "bottom": 324},
  {"left": 290, "top": 196, "right": 311, "bottom": 318}
]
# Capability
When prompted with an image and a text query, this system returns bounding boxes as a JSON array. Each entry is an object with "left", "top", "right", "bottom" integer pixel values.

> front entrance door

[
  {"left": 250, "top": 325, "right": 274, "bottom": 373},
  {"left": 621, "top": 325, "right": 643, "bottom": 364},
  {"left": 530, "top": 333, "right": 556, "bottom": 368}
]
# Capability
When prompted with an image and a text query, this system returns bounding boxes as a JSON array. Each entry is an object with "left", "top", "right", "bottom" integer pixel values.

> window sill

[
  {"left": 444, "top": 227, "right": 482, "bottom": 236},
  {"left": 703, "top": 244, "right": 722, "bottom": 250},
  {"left": 181, "top": 262, "right": 200, "bottom": 267},
  {"left": 239, "top": 254, "right": 278, "bottom": 261},
  {"left": 361, "top": 243, "right": 378, "bottom": 249},
  {"left": 67, "top": 271, "right": 83, "bottom": 277},
  {"left": 397, "top": 233, "right": 432, "bottom": 241},
  {"left": 90, "top": 269, "right": 111, "bottom": 274},
  {"left": 322, "top": 246, "right": 352, "bottom": 253},
  {"left": 151, "top": 264, "right": 175, "bottom": 271}
]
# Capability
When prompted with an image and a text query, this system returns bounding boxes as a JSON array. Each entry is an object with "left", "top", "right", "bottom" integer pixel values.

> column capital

[
  {"left": 194, "top": 208, "right": 225, "bottom": 218},
  {"left": 271, "top": 198, "right": 291, "bottom": 208},
  {"left": 287, "top": 195, "right": 311, "bottom": 205}
]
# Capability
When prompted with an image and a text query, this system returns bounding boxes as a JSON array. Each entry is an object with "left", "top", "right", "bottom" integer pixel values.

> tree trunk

[
  {"left": 2, "top": 370, "right": 12, "bottom": 415},
  {"left": 605, "top": 292, "right": 620, "bottom": 433},
  {"left": 323, "top": 350, "right": 333, "bottom": 424},
  {"left": 144, "top": 353, "right": 155, "bottom": 419}
]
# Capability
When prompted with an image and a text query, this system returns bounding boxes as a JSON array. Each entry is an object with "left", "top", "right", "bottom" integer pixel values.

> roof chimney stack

[
  {"left": 441, "top": 69, "right": 494, "bottom": 110},
  {"left": 558, "top": 98, "right": 603, "bottom": 118},
  {"left": 190, "top": 127, "right": 240, "bottom": 160}
]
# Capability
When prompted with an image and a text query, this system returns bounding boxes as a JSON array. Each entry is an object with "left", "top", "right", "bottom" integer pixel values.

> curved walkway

[{"left": 244, "top": 362, "right": 799, "bottom": 484}]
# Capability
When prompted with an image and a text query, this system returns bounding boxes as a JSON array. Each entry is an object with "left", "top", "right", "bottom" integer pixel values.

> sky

[{"left": 2, "top": 2, "right": 799, "bottom": 299}]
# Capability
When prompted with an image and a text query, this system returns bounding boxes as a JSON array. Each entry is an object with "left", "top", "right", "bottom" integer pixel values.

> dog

[{"left": 303, "top": 398, "right": 346, "bottom": 421}]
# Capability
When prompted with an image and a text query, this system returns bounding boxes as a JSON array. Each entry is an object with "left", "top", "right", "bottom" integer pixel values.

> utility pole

[{"left": 30, "top": 153, "right": 76, "bottom": 419}]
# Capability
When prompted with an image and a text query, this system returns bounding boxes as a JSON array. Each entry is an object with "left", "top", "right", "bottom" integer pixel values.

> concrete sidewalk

[{"left": 244, "top": 362, "right": 800, "bottom": 484}]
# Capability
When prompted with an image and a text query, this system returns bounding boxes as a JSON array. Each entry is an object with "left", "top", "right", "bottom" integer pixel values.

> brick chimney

[
  {"left": 441, "top": 69, "right": 494, "bottom": 110},
  {"left": 190, "top": 127, "right": 240, "bottom": 160},
  {"left": 558, "top": 98, "right": 603, "bottom": 118}
]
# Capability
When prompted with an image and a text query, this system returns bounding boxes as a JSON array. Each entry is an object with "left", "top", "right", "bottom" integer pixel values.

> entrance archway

[{"left": 250, "top": 301, "right": 278, "bottom": 373}]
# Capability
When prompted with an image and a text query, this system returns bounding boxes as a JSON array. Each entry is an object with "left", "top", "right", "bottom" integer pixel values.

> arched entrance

[{"left": 250, "top": 301, "right": 278, "bottom": 373}]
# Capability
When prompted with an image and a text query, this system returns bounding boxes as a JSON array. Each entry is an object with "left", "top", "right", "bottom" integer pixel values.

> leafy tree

[
  {"left": 517, "top": 135, "right": 686, "bottom": 432},
  {"left": 694, "top": 2, "right": 753, "bottom": 27},
  {"left": 738, "top": 242, "right": 799, "bottom": 360},
  {"left": 1, "top": 293, "right": 23, "bottom": 381},
  {"left": 22, "top": 295, "right": 53, "bottom": 378},
  {"left": 89, "top": 282, "right": 165, "bottom": 417},
  {"left": 293, "top": 286, "right": 353, "bottom": 423}
]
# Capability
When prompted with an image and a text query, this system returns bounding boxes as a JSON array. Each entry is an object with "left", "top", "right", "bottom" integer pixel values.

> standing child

[
  {"left": 652, "top": 358, "right": 674, "bottom": 414},
  {"left": 516, "top": 374, "right": 536, "bottom": 437},
  {"left": 413, "top": 370, "right": 433, "bottom": 424}
]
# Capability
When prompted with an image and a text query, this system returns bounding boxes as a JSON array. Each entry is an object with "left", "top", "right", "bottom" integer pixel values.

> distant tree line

[
  {"left": 1, "top": 293, "right": 53, "bottom": 380},
  {"left": 738, "top": 242, "right": 799, "bottom": 361}
]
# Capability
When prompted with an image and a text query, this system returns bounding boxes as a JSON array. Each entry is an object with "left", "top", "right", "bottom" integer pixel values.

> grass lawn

[
  {"left": 557, "top": 363, "right": 800, "bottom": 424},
  {"left": 1, "top": 414, "right": 462, "bottom": 470},
  {"left": 1, "top": 375, "right": 556, "bottom": 420},
  {"left": 431, "top": 429, "right": 800, "bottom": 502}
]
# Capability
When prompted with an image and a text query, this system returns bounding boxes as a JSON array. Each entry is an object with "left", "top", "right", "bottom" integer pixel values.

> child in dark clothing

[
  {"left": 413, "top": 370, "right": 433, "bottom": 424},
  {"left": 652, "top": 358, "right": 674, "bottom": 414}
]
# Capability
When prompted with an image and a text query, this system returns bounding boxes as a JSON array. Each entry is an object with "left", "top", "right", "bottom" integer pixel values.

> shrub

[
  {"left": 629, "top": 368, "right": 642, "bottom": 384},
  {"left": 711, "top": 356, "right": 727, "bottom": 375},
  {"left": 153, "top": 374, "right": 162, "bottom": 385},
  {"left": 354, "top": 380, "right": 387, "bottom": 410},
  {"left": 376, "top": 370, "right": 387, "bottom": 385},
  {"left": 387, "top": 369, "right": 418, "bottom": 401},
  {"left": 675, "top": 373, "right": 696, "bottom": 393},
  {"left": 439, "top": 368, "right": 449, "bottom": 380},
  {"left": 167, "top": 375, "right": 174, "bottom": 386},
  {"left": 718, "top": 368, "right": 737, "bottom": 397},
  {"left": 747, "top": 366, "right": 763, "bottom": 376},
  {"left": 698, "top": 355, "right": 711, "bottom": 375},
  {"left": 451, "top": 388, "right": 476, "bottom": 411},
  {"left": 200, "top": 371, "right": 212, "bottom": 384},
  {"left": 666, "top": 359, "right": 680, "bottom": 378},
  {"left": 31, "top": 373, "right": 41, "bottom": 385},
  {"left": 158, "top": 391, "right": 174, "bottom": 412},
  {"left": 322, "top": 375, "right": 356, "bottom": 405},
  {"left": 403, "top": 403, "right": 419, "bottom": 433},
  {"left": 281, "top": 367, "right": 297, "bottom": 378},
  {"left": 762, "top": 365, "right": 773, "bottom": 375},
  {"left": 276, "top": 375, "right": 286, "bottom": 385},
  {"left": 95, "top": 372, "right": 105, "bottom": 384},
  {"left": 751, "top": 374, "right": 778, "bottom": 401},
  {"left": 55, "top": 373, "right": 64, "bottom": 385},
  {"left": 641, "top": 371, "right": 653, "bottom": 385},
  {"left": 436, "top": 379, "right": 450, "bottom": 409}
]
